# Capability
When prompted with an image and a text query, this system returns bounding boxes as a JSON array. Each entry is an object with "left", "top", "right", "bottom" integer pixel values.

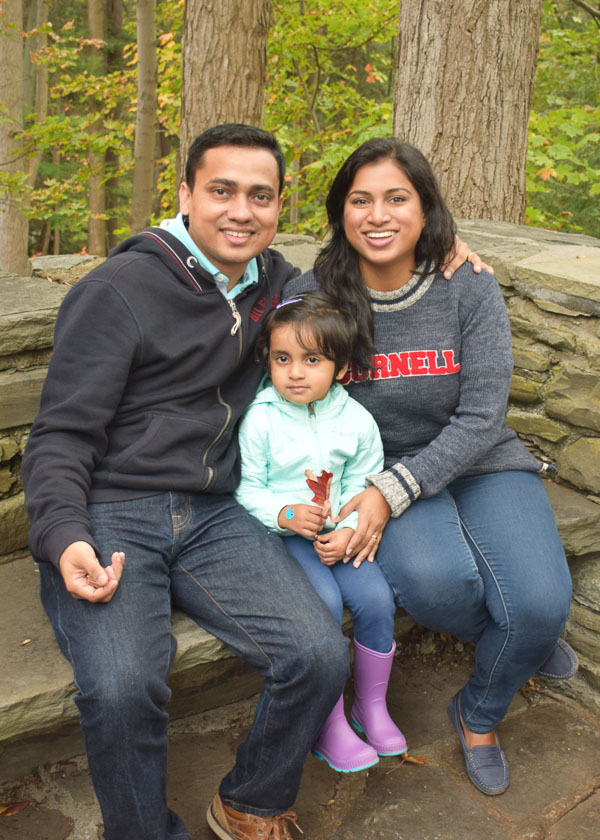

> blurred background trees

[{"left": 0, "top": 0, "right": 598, "bottom": 273}]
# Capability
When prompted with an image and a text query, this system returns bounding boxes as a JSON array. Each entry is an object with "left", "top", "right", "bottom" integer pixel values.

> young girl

[{"left": 235, "top": 292, "right": 407, "bottom": 773}]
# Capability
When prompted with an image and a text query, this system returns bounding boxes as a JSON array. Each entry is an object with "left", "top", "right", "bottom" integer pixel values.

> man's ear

[
  {"left": 179, "top": 181, "right": 192, "bottom": 214},
  {"left": 336, "top": 363, "right": 349, "bottom": 381}
]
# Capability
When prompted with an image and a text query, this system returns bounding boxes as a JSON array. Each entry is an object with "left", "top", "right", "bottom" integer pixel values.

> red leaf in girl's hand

[{"left": 305, "top": 469, "right": 333, "bottom": 506}]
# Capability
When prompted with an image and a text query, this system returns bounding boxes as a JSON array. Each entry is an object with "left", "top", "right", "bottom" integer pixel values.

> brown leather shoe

[{"left": 207, "top": 794, "right": 303, "bottom": 839}]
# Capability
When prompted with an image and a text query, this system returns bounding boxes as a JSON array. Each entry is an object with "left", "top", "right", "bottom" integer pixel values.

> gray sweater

[{"left": 284, "top": 265, "right": 546, "bottom": 517}]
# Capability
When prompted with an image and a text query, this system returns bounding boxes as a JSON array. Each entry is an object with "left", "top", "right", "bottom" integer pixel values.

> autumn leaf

[
  {"left": 385, "top": 754, "right": 431, "bottom": 774},
  {"left": 305, "top": 469, "right": 333, "bottom": 506},
  {"left": 0, "top": 801, "right": 30, "bottom": 817}
]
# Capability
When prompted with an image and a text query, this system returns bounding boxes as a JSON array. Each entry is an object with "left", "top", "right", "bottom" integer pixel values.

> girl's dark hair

[
  {"left": 257, "top": 292, "right": 357, "bottom": 378},
  {"left": 314, "top": 138, "right": 456, "bottom": 372}
]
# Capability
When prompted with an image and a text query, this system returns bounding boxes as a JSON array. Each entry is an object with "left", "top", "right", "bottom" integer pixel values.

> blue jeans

[
  {"left": 39, "top": 493, "right": 348, "bottom": 840},
  {"left": 375, "top": 471, "right": 572, "bottom": 732},
  {"left": 283, "top": 535, "right": 395, "bottom": 652}
]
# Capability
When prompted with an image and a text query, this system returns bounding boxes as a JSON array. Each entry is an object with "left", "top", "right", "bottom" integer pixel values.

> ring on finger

[{"left": 370, "top": 533, "right": 378, "bottom": 540}]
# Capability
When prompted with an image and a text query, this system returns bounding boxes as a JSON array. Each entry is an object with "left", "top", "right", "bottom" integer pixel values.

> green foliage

[
  {"left": 264, "top": 0, "right": 398, "bottom": 237},
  {"left": 4, "top": 0, "right": 599, "bottom": 255},
  {"left": 6, "top": 3, "right": 183, "bottom": 254},
  {"left": 526, "top": 1, "right": 600, "bottom": 236}
]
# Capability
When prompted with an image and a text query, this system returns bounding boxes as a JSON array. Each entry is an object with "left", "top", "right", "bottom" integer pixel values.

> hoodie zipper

[
  {"left": 201, "top": 297, "right": 244, "bottom": 489},
  {"left": 227, "top": 297, "right": 242, "bottom": 336},
  {"left": 307, "top": 401, "right": 326, "bottom": 468}
]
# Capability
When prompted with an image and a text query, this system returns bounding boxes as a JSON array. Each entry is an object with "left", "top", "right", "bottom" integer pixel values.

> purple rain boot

[
  {"left": 351, "top": 639, "right": 407, "bottom": 756},
  {"left": 311, "top": 695, "right": 379, "bottom": 772}
]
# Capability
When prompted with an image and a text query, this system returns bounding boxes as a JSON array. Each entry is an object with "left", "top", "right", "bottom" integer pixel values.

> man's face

[{"left": 179, "top": 145, "right": 283, "bottom": 283}]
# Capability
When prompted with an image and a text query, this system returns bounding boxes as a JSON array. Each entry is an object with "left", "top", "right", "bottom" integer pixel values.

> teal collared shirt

[{"left": 163, "top": 213, "right": 259, "bottom": 299}]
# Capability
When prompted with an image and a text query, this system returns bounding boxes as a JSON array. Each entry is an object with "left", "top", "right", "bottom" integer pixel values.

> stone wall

[{"left": 1, "top": 224, "right": 599, "bottom": 710}]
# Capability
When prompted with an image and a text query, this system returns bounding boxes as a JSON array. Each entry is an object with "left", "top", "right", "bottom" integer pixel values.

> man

[
  {"left": 23, "top": 123, "right": 484, "bottom": 840},
  {"left": 22, "top": 124, "right": 348, "bottom": 840}
]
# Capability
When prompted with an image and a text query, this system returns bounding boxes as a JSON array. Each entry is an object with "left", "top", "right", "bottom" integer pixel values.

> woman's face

[{"left": 342, "top": 158, "right": 426, "bottom": 276}]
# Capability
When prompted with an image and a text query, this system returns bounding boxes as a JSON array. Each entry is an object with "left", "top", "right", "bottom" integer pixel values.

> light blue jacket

[{"left": 235, "top": 382, "right": 384, "bottom": 535}]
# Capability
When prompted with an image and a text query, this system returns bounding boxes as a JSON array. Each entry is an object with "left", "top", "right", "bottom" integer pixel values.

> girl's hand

[
  {"left": 277, "top": 503, "right": 328, "bottom": 538},
  {"left": 336, "top": 487, "right": 391, "bottom": 566},
  {"left": 443, "top": 235, "right": 494, "bottom": 279},
  {"left": 314, "top": 527, "right": 354, "bottom": 566}
]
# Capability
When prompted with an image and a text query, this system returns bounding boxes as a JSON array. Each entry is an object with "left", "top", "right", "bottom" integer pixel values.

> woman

[{"left": 284, "top": 138, "right": 576, "bottom": 796}]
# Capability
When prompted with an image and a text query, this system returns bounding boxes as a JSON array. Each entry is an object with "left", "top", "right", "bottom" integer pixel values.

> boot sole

[
  {"left": 351, "top": 718, "right": 408, "bottom": 756},
  {"left": 311, "top": 748, "right": 379, "bottom": 772}
]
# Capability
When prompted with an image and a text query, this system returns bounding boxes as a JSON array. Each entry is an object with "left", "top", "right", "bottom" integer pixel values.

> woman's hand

[
  {"left": 336, "top": 486, "right": 391, "bottom": 567},
  {"left": 443, "top": 235, "right": 494, "bottom": 279}
]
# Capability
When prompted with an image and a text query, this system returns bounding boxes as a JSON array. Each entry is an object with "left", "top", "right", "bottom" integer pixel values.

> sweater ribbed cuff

[
  {"left": 42, "top": 521, "right": 100, "bottom": 569},
  {"left": 366, "top": 465, "right": 421, "bottom": 518}
]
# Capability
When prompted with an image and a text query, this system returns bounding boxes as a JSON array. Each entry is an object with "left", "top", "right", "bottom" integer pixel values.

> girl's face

[
  {"left": 268, "top": 324, "right": 347, "bottom": 405},
  {"left": 342, "top": 157, "right": 426, "bottom": 278}
]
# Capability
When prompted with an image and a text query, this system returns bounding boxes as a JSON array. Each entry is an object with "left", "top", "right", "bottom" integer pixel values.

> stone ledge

[
  {"left": 0, "top": 480, "right": 596, "bottom": 772},
  {"left": 0, "top": 555, "right": 248, "bottom": 747},
  {"left": 0, "top": 552, "right": 415, "bottom": 779}
]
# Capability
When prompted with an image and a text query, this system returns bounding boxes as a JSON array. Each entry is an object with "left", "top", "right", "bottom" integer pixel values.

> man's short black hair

[{"left": 184, "top": 123, "right": 286, "bottom": 194}]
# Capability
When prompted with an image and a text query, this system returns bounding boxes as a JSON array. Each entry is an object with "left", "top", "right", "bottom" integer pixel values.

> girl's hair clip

[{"left": 275, "top": 297, "right": 303, "bottom": 309}]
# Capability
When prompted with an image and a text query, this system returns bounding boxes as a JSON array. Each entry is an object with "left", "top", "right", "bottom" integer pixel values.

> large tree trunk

[
  {"left": 130, "top": 0, "right": 157, "bottom": 234},
  {"left": 393, "top": 0, "right": 543, "bottom": 223},
  {"left": 180, "top": 0, "right": 272, "bottom": 177},
  {"left": 0, "top": 0, "right": 29, "bottom": 275},
  {"left": 87, "top": 0, "right": 107, "bottom": 256}
]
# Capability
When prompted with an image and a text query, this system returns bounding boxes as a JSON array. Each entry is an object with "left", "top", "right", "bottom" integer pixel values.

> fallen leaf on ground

[
  {"left": 386, "top": 754, "right": 431, "bottom": 774},
  {"left": 0, "top": 801, "right": 30, "bottom": 817}
]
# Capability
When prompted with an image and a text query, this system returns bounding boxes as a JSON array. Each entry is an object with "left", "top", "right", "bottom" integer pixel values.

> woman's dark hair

[
  {"left": 314, "top": 138, "right": 456, "bottom": 372},
  {"left": 257, "top": 292, "right": 357, "bottom": 378}
]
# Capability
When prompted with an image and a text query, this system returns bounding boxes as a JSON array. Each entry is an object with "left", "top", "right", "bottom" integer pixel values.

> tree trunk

[
  {"left": 130, "top": 0, "right": 157, "bottom": 234},
  {"left": 180, "top": 0, "right": 272, "bottom": 177},
  {"left": 87, "top": 0, "right": 107, "bottom": 256},
  {"left": 105, "top": 0, "right": 124, "bottom": 250},
  {"left": 25, "top": 0, "right": 49, "bottom": 190},
  {"left": 0, "top": 0, "right": 29, "bottom": 274},
  {"left": 393, "top": 0, "right": 543, "bottom": 223}
]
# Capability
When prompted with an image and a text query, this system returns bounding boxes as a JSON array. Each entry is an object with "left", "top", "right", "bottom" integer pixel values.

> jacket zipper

[
  {"left": 308, "top": 401, "right": 326, "bottom": 467},
  {"left": 227, "top": 298, "right": 242, "bottom": 336},
  {"left": 201, "top": 297, "right": 243, "bottom": 489}
]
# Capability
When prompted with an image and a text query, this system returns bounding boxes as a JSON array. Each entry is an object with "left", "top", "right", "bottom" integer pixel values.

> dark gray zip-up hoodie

[{"left": 22, "top": 228, "right": 298, "bottom": 566}]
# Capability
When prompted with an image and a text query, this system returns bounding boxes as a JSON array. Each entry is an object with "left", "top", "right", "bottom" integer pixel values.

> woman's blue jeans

[
  {"left": 375, "top": 470, "right": 572, "bottom": 732},
  {"left": 38, "top": 492, "right": 348, "bottom": 840},
  {"left": 283, "top": 535, "right": 396, "bottom": 653}
]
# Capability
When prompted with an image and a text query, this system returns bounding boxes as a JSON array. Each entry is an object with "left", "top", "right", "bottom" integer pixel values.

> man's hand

[
  {"left": 314, "top": 527, "right": 354, "bottom": 566},
  {"left": 442, "top": 235, "right": 494, "bottom": 279},
  {"left": 59, "top": 541, "right": 125, "bottom": 603},
  {"left": 336, "top": 486, "right": 391, "bottom": 566},
  {"left": 277, "top": 503, "right": 328, "bottom": 538}
]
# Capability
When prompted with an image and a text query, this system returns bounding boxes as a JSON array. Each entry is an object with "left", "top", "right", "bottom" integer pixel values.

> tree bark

[
  {"left": 0, "top": 0, "right": 29, "bottom": 274},
  {"left": 393, "top": 0, "right": 543, "bottom": 223},
  {"left": 180, "top": 0, "right": 272, "bottom": 177},
  {"left": 130, "top": 0, "right": 157, "bottom": 234},
  {"left": 87, "top": 0, "right": 107, "bottom": 256},
  {"left": 25, "top": 0, "right": 49, "bottom": 190},
  {"left": 105, "top": 0, "right": 124, "bottom": 250}
]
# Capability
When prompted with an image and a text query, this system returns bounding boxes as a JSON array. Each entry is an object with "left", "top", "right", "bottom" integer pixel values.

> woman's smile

[{"left": 343, "top": 158, "right": 426, "bottom": 287}]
